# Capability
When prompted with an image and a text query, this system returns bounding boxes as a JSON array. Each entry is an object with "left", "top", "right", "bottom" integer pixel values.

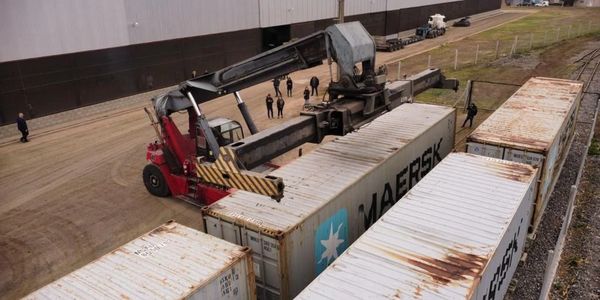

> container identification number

[{"left": 220, "top": 269, "right": 240, "bottom": 297}]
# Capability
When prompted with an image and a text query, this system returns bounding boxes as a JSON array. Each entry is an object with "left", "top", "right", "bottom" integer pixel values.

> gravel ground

[
  {"left": 506, "top": 44, "right": 600, "bottom": 300},
  {"left": 551, "top": 153, "right": 600, "bottom": 299}
]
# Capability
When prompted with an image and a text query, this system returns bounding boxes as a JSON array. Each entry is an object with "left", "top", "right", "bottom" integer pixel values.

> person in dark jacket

[
  {"left": 17, "top": 113, "right": 29, "bottom": 142},
  {"left": 265, "top": 94, "right": 274, "bottom": 119},
  {"left": 309, "top": 76, "right": 319, "bottom": 96},
  {"left": 276, "top": 96, "right": 285, "bottom": 118},
  {"left": 273, "top": 78, "right": 282, "bottom": 97},
  {"left": 286, "top": 77, "right": 293, "bottom": 97},
  {"left": 303, "top": 87, "right": 310, "bottom": 105},
  {"left": 462, "top": 103, "right": 478, "bottom": 128}
]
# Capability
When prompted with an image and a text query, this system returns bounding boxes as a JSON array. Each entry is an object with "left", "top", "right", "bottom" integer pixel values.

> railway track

[{"left": 509, "top": 47, "right": 600, "bottom": 300}]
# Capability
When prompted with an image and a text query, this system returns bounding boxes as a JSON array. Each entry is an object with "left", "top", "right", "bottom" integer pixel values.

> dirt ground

[{"left": 0, "top": 9, "right": 574, "bottom": 299}]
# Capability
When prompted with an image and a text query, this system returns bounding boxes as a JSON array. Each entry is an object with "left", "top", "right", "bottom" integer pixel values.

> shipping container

[
  {"left": 466, "top": 77, "right": 583, "bottom": 233},
  {"left": 296, "top": 152, "right": 539, "bottom": 300},
  {"left": 202, "top": 103, "right": 456, "bottom": 299},
  {"left": 24, "top": 221, "right": 256, "bottom": 300}
]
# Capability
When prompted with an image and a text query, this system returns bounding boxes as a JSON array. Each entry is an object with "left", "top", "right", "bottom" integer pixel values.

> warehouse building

[{"left": 0, "top": 0, "right": 500, "bottom": 125}]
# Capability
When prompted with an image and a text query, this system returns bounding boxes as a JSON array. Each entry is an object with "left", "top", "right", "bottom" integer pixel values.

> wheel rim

[{"left": 149, "top": 174, "right": 160, "bottom": 188}]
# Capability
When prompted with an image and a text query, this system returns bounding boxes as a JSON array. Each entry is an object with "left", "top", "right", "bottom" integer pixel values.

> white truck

[{"left": 374, "top": 14, "right": 447, "bottom": 52}]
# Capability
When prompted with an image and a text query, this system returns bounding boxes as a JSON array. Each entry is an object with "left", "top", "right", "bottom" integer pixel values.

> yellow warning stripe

[{"left": 195, "top": 164, "right": 281, "bottom": 198}]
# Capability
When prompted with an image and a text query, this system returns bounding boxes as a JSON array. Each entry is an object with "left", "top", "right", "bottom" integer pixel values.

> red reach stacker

[{"left": 142, "top": 22, "right": 459, "bottom": 206}]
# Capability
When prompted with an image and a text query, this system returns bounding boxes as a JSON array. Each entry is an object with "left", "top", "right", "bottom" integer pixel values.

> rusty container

[
  {"left": 202, "top": 103, "right": 457, "bottom": 299},
  {"left": 466, "top": 77, "right": 583, "bottom": 233},
  {"left": 24, "top": 221, "right": 256, "bottom": 299},
  {"left": 296, "top": 153, "right": 539, "bottom": 300}
]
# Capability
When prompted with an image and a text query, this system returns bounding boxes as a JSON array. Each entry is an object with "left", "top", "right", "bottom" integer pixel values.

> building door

[{"left": 262, "top": 25, "right": 291, "bottom": 51}]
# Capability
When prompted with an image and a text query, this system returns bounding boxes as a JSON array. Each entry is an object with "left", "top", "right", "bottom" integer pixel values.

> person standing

[
  {"left": 310, "top": 76, "right": 319, "bottom": 96},
  {"left": 303, "top": 87, "right": 310, "bottom": 106},
  {"left": 273, "top": 77, "right": 282, "bottom": 97},
  {"left": 286, "top": 77, "right": 293, "bottom": 97},
  {"left": 265, "top": 94, "right": 274, "bottom": 119},
  {"left": 461, "top": 103, "right": 478, "bottom": 128},
  {"left": 16, "top": 112, "right": 29, "bottom": 143},
  {"left": 276, "top": 96, "right": 285, "bottom": 118}
]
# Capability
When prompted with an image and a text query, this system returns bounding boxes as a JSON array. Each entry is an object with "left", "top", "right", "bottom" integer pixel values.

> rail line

[{"left": 538, "top": 46, "right": 600, "bottom": 300}]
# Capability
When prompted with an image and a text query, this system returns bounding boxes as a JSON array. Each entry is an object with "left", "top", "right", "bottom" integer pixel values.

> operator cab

[{"left": 208, "top": 117, "right": 244, "bottom": 147}]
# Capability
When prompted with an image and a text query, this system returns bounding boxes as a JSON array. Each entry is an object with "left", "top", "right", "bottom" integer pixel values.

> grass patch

[{"left": 588, "top": 139, "right": 600, "bottom": 155}]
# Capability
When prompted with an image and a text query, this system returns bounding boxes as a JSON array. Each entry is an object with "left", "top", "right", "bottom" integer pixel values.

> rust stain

[
  {"left": 406, "top": 249, "right": 488, "bottom": 286},
  {"left": 497, "top": 161, "right": 536, "bottom": 183},
  {"left": 414, "top": 285, "right": 422, "bottom": 297},
  {"left": 381, "top": 247, "right": 488, "bottom": 287},
  {"left": 469, "top": 133, "right": 549, "bottom": 151},
  {"left": 151, "top": 222, "right": 179, "bottom": 235}
]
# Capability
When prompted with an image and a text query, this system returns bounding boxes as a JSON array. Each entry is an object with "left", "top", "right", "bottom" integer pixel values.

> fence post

[
  {"left": 556, "top": 27, "right": 561, "bottom": 42},
  {"left": 465, "top": 80, "right": 474, "bottom": 110},
  {"left": 428, "top": 54, "right": 432, "bottom": 68},
  {"left": 475, "top": 44, "right": 480, "bottom": 64},
  {"left": 529, "top": 33, "right": 533, "bottom": 50},
  {"left": 454, "top": 49, "right": 458, "bottom": 70},
  {"left": 567, "top": 24, "right": 572, "bottom": 39},
  {"left": 510, "top": 35, "right": 519, "bottom": 57},
  {"left": 495, "top": 40, "right": 500, "bottom": 59},
  {"left": 396, "top": 61, "right": 401, "bottom": 80}
]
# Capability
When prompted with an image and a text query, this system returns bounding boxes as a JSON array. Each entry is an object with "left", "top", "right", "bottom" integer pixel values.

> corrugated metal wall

[
  {"left": 0, "top": 29, "right": 261, "bottom": 125},
  {"left": 574, "top": 0, "right": 600, "bottom": 6},
  {"left": 123, "top": 0, "right": 260, "bottom": 45},
  {"left": 344, "top": 0, "right": 387, "bottom": 16},
  {"left": 258, "top": 0, "right": 337, "bottom": 28},
  {"left": 387, "top": 0, "right": 462, "bottom": 10},
  {"left": 0, "top": 0, "right": 129, "bottom": 62},
  {"left": 1, "top": 0, "right": 489, "bottom": 62},
  {"left": 0, "top": 0, "right": 501, "bottom": 125},
  {"left": 0, "top": 0, "right": 260, "bottom": 63}
]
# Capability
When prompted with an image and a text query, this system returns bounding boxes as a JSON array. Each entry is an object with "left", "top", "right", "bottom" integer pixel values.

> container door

[
  {"left": 241, "top": 228, "right": 281, "bottom": 300},
  {"left": 205, "top": 215, "right": 282, "bottom": 300},
  {"left": 205, "top": 217, "right": 243, "bottom": 245},
  {"left": 190, "top": 262, "right": 251, "bottom": 300}
]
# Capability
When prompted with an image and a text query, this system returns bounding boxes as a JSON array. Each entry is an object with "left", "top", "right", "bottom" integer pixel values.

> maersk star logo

[{"left": 315, "top": 208, "right": 349, "bottom": 274}]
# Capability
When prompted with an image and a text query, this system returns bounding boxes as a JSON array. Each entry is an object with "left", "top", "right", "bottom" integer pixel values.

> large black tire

[{"left": 143, "top": 164, "right": 171, "bottom": 197}]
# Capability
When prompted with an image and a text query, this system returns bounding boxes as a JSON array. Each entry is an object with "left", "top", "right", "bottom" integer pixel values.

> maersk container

[
  {"left": 25, "top": 221, "right": 256, "bottom": 300},
  {"left": 466, "top": 77, "right": 583, "bottom": 233},
  {"left": 202, "top": 103, "right": 456, "bottom": 299},
  {"left": 296, "top": 153, "right": 539, "bottom": 300}
]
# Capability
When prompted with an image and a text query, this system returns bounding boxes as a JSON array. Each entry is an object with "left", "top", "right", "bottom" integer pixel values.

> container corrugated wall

[
  {"left": 467, "top": 77, "right": 583, "bottom": 233},
  {"left": 203, "top": 103, "right": 456, "bottom": 299},
  {"left": 296, "top": 153, "right": 539, "bottom": 300},
  {"left": 386, "top": 0, "right": 462, "bottom": 11},
  {"left": 24, "top": 222, "right": 256, "bottom": 300}
]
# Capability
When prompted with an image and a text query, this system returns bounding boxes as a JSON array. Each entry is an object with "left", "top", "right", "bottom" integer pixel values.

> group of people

[
  {"left": 265, "top": 94, "right": 286, "bottom": 119},
  {"left": 13, "top": 76, "right": 478, "bottom": 144},
  {"left": 267, "top": 75, "right": 480, "bottom": 127},
  {"left": 267, "top": 75, "right": 321, "bottom": 119}
]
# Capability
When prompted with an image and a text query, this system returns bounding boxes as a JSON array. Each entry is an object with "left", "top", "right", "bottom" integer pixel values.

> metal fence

[{"left": 386, "top": 21, "right": 600, "bottom": 80}]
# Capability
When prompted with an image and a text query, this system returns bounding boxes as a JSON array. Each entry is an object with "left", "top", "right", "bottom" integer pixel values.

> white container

[
  {"left": 202, "top": 103, "right": 456, "bottom": 299},
  {"left": 296, "top": 153, "right": 539, "bottom": 300},
  {"left": 467, "top": 77, "right": 582, "bottom": 233},
  {"left": 24, "top": 221, "right": 256, "bottom": 300}
]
